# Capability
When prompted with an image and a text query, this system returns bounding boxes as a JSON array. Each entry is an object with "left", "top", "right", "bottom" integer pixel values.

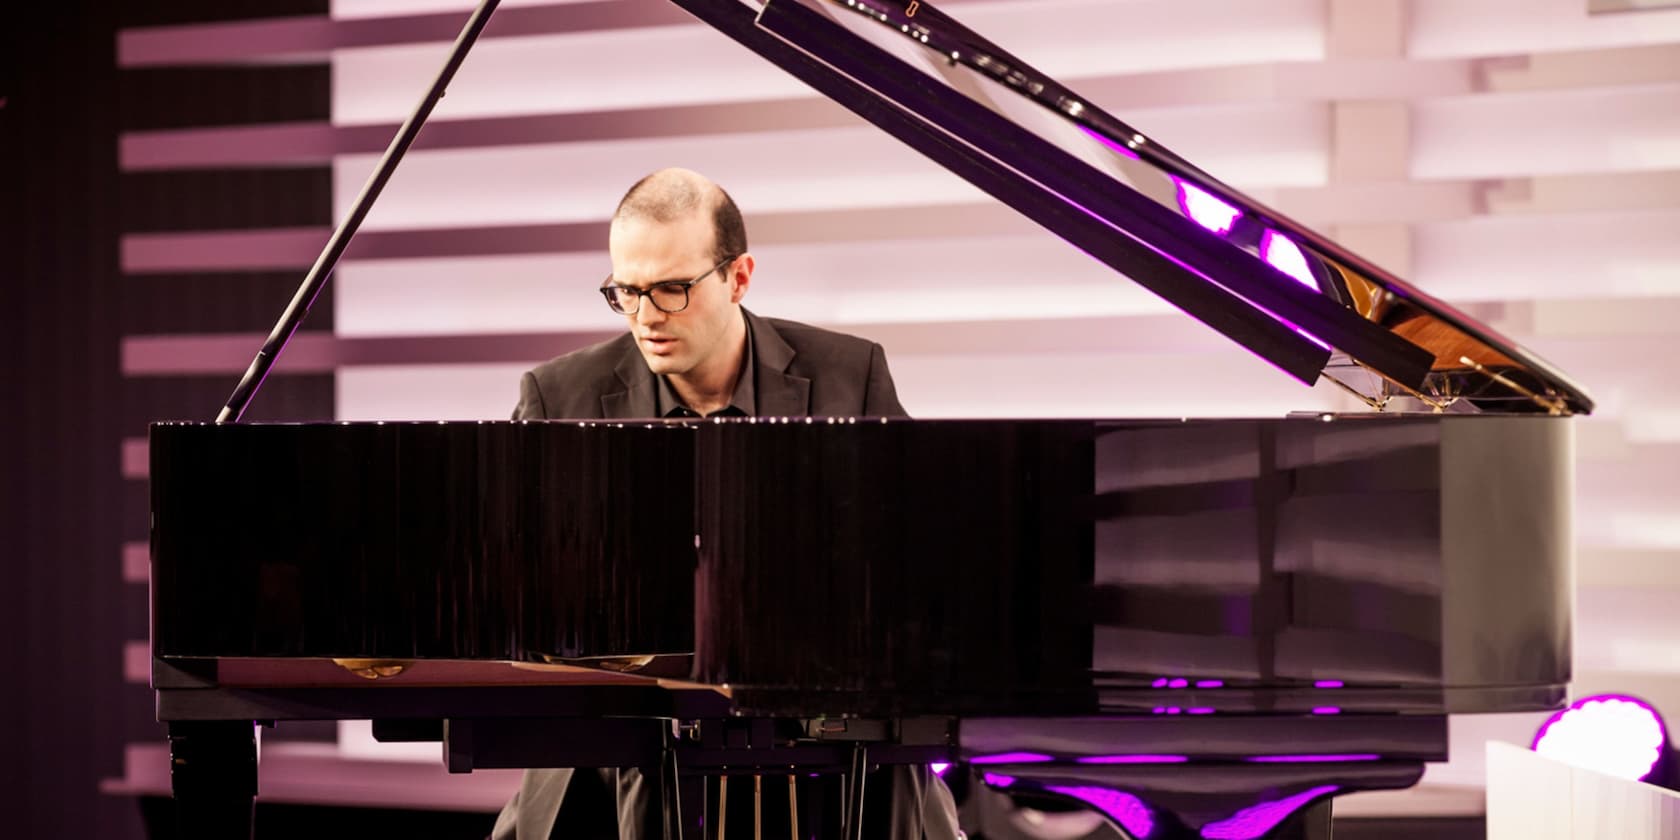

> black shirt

[{"left": 654, "top": 315, "right": 756, "bottom": 418}]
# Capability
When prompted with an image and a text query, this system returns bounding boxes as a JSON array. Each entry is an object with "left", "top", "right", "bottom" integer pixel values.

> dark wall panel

[
  {"left": 120, "top": 65, "right": 331, "bottom": 130},
  {"left": 122, "top": 272, "right": 336, "bottom": 335},
  {"left": 4, "top": 0, "right": 337, "bottom": 835},
  {"left": 7, "top": 1, "right": 141, "bottom": 835},
  {"left": 122, "top": 169, "right": 332, "bottom": 232}
]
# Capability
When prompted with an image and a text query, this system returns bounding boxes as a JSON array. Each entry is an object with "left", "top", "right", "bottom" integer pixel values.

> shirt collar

[{"left": 655, "top": 312, "right": 756, "bottom": 418}]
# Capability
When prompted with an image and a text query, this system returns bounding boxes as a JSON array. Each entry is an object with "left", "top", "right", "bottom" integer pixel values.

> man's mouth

[{"left": 640, "top": 336, "right": 678, "bottom": 354}]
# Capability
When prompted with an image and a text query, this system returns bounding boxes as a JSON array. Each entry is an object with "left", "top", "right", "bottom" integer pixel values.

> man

[
  {"left": 511, "top": 168, "right": 904, "bottom": 422},
  {"left": 495, "top": 168, "right": 957, "bottom": 839}
]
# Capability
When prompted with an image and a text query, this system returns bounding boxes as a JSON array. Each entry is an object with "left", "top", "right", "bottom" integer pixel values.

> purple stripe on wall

[
  {"left": 122, "top": 226, "right": 332, "bottom": 272},
  {"left": 120, "top": 97, "right": 855, "bottom": 170},
  {"left": 120, "top": 313, "right": 1253, "bottom": 377},
  {"left": 121, "top": 437, "right": 149, "bottom": 479},
  {"left": 121, "top": 330, "right": 618, "bottom": 376},
  {"left": 117, "top": 0, "right": 1011, "bottom": 68},
  {"left": 123, "top": 542, "right": 149, "bottom": 584},
  {"left": 120, "top": 204, "right": 1032, "bottom": 272},
  {"left": 117, "top": 2, "right": 702, "bottom": 68},
  {"left": 124, "top": 640, "right": 150, "bottom": 685}
]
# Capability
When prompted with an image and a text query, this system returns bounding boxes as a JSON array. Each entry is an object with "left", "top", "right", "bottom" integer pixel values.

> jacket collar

[{"left": 600, "top": 308, "right": 810, "bottom": 419}]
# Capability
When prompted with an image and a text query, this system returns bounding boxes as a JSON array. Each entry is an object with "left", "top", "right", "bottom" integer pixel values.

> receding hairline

[
  {"left": 612, "top": 168, "right": 725, "bottom": 226},
  {"left": 611, "top": 168, "right": 749, "bottom": 265}
]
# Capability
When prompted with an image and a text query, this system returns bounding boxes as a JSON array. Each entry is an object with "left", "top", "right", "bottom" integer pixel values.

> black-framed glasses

[{"left": 599, "top": 255, "right": 738, "bottom": 316}]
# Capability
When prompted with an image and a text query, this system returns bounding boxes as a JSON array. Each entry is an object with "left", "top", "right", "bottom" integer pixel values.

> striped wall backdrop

[{"left": 114, "top": 0, "right": 1680, "bottom": 823}]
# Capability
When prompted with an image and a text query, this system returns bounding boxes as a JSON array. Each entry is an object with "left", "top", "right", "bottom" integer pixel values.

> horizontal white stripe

[
  {"left": 331, "top": 0, "right": 1324, "bottom": 123},
  {"left": 333, "top": 235, "right": 1178, "bottom": 337},
  {"left": 1412, "top": 84, "right": 1680, "bottom": 179},
  {"left": 336, "top": 349, "right": 1342, "bottom": 421},
  {"left": 1410, "top": 0, "right": 1680, "bottom": 58},
  {"left": 332, "top": 0, "right": 581, "bottom": 18},
  {"left": 333, "top": 111, "right": 1328, "bottom": 230},
  {"left": 1413, "top": 209, "right": 1680, "bottom": 301}
]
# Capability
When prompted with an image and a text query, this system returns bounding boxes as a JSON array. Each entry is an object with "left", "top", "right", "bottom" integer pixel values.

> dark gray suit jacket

[
  {"left": 513, "top": 308, "right": 907, "bottom": 419},
  {"left": 495, "top": 312, "right": 951, "bottom": 839}
]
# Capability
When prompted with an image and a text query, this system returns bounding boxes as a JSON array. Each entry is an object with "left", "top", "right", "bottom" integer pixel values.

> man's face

[{"left": 607, "top": 211, "right": 747, "bottom": 377}]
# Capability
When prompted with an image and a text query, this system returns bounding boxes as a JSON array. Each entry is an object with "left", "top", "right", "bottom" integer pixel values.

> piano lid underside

[{"left": 672, "top": 0, "right": 1593, "bottom": 415}]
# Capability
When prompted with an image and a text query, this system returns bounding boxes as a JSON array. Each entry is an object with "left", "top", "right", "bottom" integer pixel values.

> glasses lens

[
  {"left": 604, "top": 286, "right": 637, "bottom": 314},
  {"left": 648, "top": 284, "right": 689, "bottom": 313}
]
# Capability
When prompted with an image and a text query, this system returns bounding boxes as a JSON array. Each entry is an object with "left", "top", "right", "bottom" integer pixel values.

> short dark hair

[{"left": 614, "top": 171, "right": 747, "bottom": 266}]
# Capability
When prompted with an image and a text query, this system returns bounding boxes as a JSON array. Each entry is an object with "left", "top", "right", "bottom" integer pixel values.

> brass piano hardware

[
  {"left": 538, "top": 654, "right": 656, "bottom": 673},
  {"left": 754, "top": 774, "right": 763, "bottom": 840},
  {"left": 1355, "top": 361, "right": 1452, "bottom": 412},
  {"left": 718, "top": 776, "right": 728, "bottom": 840},
  {"left": 788, "top": 775, "right": 799, "bottom": 840},
  {"left": 331, "top": 658, "right": 411, "bottom": 680},
  {"left": 1321, "top": 370, "right": 1387, "bottom": 411},
  {"left": 1458, "top": 356, "right": 1568, "bottom": 416}
]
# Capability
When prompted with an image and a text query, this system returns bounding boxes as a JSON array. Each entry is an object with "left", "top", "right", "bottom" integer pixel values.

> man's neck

[{"left": 668, "top": 311, "right": 747, "bottom": 415}]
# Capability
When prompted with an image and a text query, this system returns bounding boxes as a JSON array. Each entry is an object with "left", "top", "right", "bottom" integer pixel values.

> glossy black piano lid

[
  {"left": 693, "top": 416, "right": 1571, "bottom": 718},
  {"left": 153, "top": 417, "right": 1570, "bottom": 719},
  {"left": 150, "top": 421, "right": 700, "bottom": 660}
]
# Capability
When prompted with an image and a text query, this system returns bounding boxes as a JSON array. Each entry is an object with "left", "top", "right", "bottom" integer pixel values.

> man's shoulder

[
  {"left": 527, "top": 332, "right": 637, "bottom": 384},
  {"left": 757, "top": 315, "right": 880, "bottom": 355}
]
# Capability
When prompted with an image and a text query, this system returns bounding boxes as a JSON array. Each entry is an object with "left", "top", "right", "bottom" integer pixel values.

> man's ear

[{"left": 728, "top": 253, "right": 755, "bottom": 304}]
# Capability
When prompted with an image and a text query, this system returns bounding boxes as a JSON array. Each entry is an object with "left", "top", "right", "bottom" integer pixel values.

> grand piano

[{"left": 149, "top": 1, "right": 1592, "bottom": 838}]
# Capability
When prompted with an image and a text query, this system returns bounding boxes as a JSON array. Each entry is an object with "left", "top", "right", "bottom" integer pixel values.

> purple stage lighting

[
  {"left": 1532, "top": 694, "right": 1669, "bottom": 781},
  {"left": 1175, "top": 179, "right": 1242, "bottom": 236},
  {"left": 930, "top": 762, "right": 951, "bottom": 777}
]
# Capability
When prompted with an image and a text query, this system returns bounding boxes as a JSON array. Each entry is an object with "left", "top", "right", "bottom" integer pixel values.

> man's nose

[{"left": 635, "top": 297, "right": 667, "bottom": 325}]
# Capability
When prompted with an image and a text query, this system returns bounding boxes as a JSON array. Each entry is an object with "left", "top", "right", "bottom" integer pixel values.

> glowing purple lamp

[{"left": 1532, "top": 694, "right": 1670, "bottom": 782}]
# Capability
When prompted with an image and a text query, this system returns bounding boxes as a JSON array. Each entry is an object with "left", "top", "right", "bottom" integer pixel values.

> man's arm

[
  {"left": 512, "top": 370, "right": 549, "bottom": 420},
  {"left": 863, "top": 342, "right": 909, "bottom": 418}
]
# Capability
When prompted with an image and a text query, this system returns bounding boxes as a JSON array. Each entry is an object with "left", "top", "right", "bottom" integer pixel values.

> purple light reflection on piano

[
  {"left": 1260, "top": 229, "right": 1318, "bottom": 290},
  {"left": 981, "top": 773, "right": 1016, "bottom": 788},
  {"left": 1173, "top": 178, "right": 1242, "bottom": 236},
  {"left": 1075, "top": 754, "right": 1189, "bottom": 765},
  {"left": 1081, "top": 125, "right": 1141, "bottom": 161},
  {"left": 970, "top": 752, "right": 1052, "bottom": 765},
  {"left": 1199, "top": 785, "right": 1338, "bottom": 840},
  {"left": 1247, "top": 754, "right": 1381, "bottom": 763},
  {"left": 1046, "top": 785, "right": 1155, "bottom": 839}
]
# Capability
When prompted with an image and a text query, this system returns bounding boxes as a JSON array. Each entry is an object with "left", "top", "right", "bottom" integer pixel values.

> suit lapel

[
  {"left": 602, "top": 341, "right": 657, "bottom": 419},
  {"left": 746, "top": 309, "right": 811, "bottom": 417}
]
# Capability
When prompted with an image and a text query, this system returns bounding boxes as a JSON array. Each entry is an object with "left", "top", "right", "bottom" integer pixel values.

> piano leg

[
  {"left": 842, "top": 744, "right": 869, "bottom": 840},
  {"left": 167, "top": 720, "right": 257, "bottom": 840}
]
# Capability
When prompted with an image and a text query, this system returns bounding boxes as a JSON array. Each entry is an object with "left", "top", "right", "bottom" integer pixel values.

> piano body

[{"left": 149, "top": 1, "right": 1593, "bottom": 838}]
